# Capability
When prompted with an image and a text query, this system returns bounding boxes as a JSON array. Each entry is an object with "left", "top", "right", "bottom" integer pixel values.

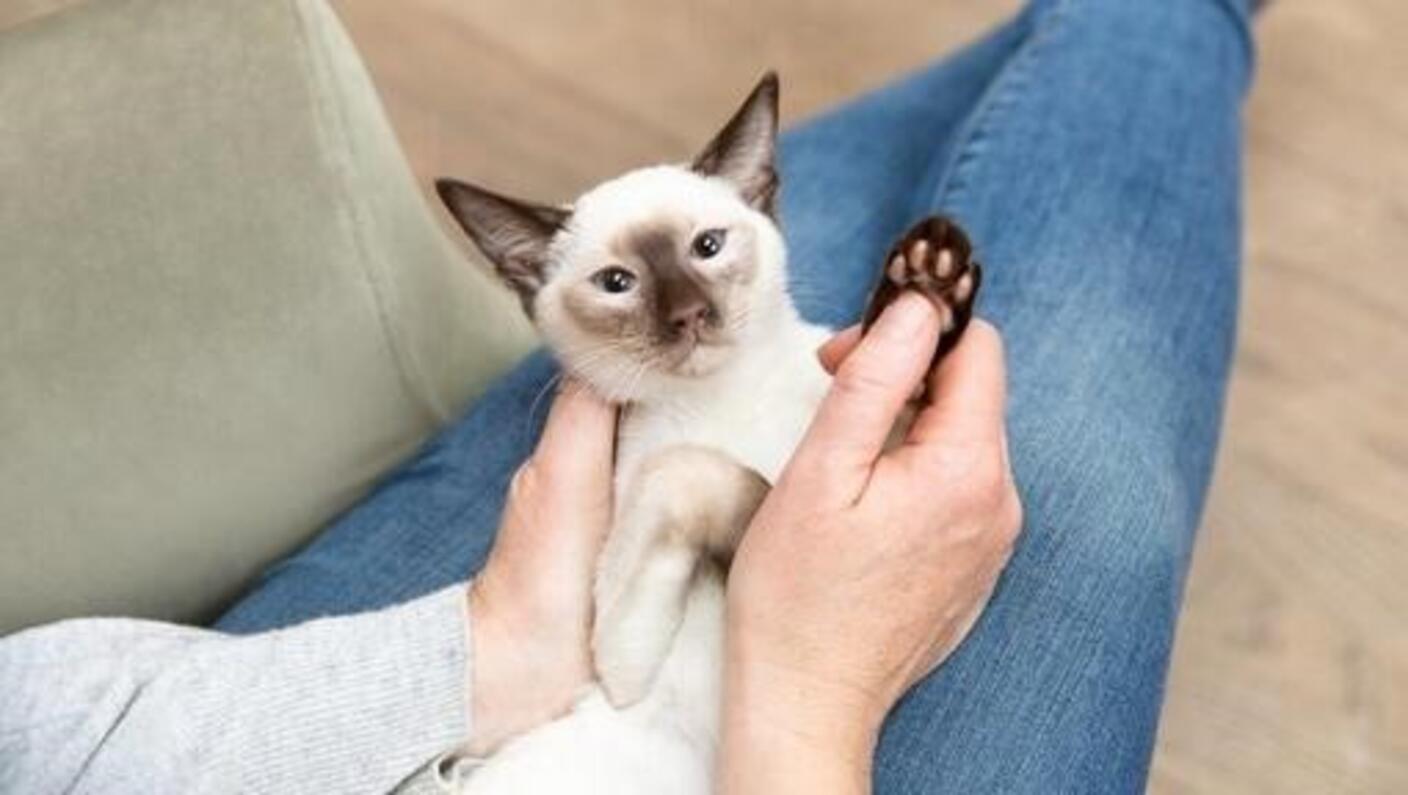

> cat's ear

[
  {"left": 692, "top": 71, "right": 780, "bottom": 215},
  {"left": 436, "top": 178, "right": 569, "bottom": 309}
]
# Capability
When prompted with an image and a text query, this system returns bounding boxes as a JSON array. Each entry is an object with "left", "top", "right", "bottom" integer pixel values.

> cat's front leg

[
  {"left": 862, "top": 215, "right": 982, "bottom": 367},
  {"left": 593, "top": 445, "right": 769, "bottom": 708}
]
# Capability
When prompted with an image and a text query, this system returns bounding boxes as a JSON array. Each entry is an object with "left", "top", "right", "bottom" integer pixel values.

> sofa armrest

[{"left": 0, "top": 0, "right": 534, "bottom": 633}]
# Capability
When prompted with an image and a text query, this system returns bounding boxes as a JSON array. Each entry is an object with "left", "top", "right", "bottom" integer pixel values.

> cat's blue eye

[
  {"left": 592, "top": 266, "right": 637, "bottom": 294},
  {"left": 691, "top": 229, "right": 727, "bottom": 259}
]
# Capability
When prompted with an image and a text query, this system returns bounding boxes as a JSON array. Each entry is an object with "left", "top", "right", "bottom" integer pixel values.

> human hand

[
  {"left": 720, "top": 295, "right": 1021, "bottom": 792},
  {"left": 467, "top": 379, "right": 618, "bottom": 753}
]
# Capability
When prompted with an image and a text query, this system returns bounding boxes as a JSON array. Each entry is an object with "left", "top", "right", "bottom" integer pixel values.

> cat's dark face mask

[{"left": 436, "top": 72, "right": 784, "bottom": 395}]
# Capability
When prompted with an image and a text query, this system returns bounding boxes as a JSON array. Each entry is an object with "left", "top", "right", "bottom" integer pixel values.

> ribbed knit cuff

[{"left": 207, "top": 583, "right": 475, "bottom": 791}]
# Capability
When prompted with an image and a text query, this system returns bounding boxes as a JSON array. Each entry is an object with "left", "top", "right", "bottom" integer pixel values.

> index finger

[{"left": 816, "top": 324, "right": 862, "bottom": 374}]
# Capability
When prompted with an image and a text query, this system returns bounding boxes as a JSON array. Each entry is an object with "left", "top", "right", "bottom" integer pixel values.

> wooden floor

[{"left": 5, "top": 1, "right": 1405, "bottom": 791}]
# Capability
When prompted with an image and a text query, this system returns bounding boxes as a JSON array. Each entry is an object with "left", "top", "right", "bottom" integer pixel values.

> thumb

[
  {"left": 905, "top": 319, "right": 1006, "bottom": 447},
  {"left": 790, "top": 293, "right": 940, "bottom": 495}
]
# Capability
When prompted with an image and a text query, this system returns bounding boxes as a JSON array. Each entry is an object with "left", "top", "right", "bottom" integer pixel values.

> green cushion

[{"left": 0, "top": 0, "right": 535, "bottom": 633}]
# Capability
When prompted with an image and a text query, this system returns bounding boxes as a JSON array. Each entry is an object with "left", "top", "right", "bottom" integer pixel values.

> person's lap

[
  {"left": 219, "top": 0, "right": 1252, "bottom": 790},
  {"left": 858, "top": 1, "right": 1251, "bottom": 789}
]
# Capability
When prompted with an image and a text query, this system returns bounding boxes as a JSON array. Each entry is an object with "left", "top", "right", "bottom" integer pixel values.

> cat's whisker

[
  {"left": 558, "top": 339, "right": 653, "bottom": 400},
  {"left": 722, "top": 311, "right": 753, "bottom": 336},
  {"left": 627, "top": 357, "right": 657, "bottom": 400},
  {"left": 518, "top": 341, "right": 639, "bottom": 432},
  {"left": 593, "top": 355, "right": 644, "bottom": 404},
  {"left": 523, "top": 370, "right": 567, "bottom": 435},
  {"left": 563, "top": 340, "right": 630, "bottom": 370}
]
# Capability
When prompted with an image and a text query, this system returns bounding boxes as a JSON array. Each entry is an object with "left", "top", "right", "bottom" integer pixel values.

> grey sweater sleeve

[{"left": 0, "top": 585, "right": 472, "bottom": 794}]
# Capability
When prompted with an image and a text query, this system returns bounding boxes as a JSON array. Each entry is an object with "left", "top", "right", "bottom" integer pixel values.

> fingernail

[{"left": 878, "top": 293, "right": 934, "bottom": 338}]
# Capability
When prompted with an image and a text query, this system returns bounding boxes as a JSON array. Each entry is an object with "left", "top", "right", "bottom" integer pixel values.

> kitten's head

[{"left": 437, "top": 73, "right": 789, "bottom": 401}]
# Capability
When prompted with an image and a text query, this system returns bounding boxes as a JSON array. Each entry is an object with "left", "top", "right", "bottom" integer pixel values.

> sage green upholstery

[{"left": 0, "top": 0, "right": 535, "bottom": 633}]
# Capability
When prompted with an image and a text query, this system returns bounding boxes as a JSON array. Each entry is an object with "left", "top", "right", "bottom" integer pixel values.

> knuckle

[
  {"left": 927, "top": 444, "right": 1018, "bottom": 546},
  {"left": 945, "top": 444, "right": 1008, "bottom": 509},
  {"left": 510, "top": 459, "right": 544, "bottom": 497},
  {"left": 973, "top": 450, "right": 1010, "bottom": 500},
  {"left": 970, "top": 319, "right": 1005, "bottom": 357},
  {"left": 994, "top": 487, "right": 1024, "bottom": 548}
]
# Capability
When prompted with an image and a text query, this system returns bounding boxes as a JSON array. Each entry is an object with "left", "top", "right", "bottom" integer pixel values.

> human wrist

[
  {"left": 719, "top": 625, "right": 884, "bottom": 793},
  {"left": 465, "top": 579, "right": 586, "bottom": 754}
]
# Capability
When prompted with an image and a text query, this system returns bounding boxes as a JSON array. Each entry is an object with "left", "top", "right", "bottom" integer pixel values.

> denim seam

[
  {"left": 1206, "top": 0, "right": 1257, "bottom": 85},
  {"left": 918, "top": 0, "right": 1072, "bottom": 219}
]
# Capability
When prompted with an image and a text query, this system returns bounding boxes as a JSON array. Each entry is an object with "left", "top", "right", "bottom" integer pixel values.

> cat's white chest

[{"left": 614, "top": 322, "right": 833, "bottom": 486}]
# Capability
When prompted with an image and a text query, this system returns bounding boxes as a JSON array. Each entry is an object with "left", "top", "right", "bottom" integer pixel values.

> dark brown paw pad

[{"left": 861, "top": 215, "right": 983, "bottom": 363}]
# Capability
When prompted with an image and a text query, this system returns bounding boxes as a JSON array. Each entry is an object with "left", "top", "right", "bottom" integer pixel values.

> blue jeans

[{"left": 219, "top": 0, "right": 1253, "bottom": 790}]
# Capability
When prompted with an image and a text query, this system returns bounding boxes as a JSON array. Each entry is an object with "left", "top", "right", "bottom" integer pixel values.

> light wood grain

[
  {"left": 4, "top": 0, "right": 1405, "bottom": 791},
  {"left": 1152, "top": 2, "right": 1408, "bottom": 791}
]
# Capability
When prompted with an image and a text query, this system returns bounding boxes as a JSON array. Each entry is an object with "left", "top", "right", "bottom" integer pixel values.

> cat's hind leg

[
  {"left": 862, "top": 215, "right": 982, "bottom": 366},
  {"left": 593, "top": 446, "right": 769, "bottom": 708}
]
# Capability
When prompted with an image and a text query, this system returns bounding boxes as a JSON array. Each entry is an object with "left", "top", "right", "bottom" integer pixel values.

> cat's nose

[{"left": 668, "top": 299, "right": 714, "bottom": 336}]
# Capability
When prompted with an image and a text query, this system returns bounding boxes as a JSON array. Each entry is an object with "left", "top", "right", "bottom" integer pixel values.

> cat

[{"left": 436, "top": 72, "right": 980, "bottom": 793}]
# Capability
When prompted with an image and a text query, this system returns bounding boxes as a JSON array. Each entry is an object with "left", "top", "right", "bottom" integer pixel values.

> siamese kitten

[{"left": 436, "top": 72, "right": 980, "bottom": 794}]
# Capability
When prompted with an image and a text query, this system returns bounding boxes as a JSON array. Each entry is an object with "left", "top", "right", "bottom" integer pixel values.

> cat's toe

[
  {"left": 906, "top": 238, "right": 932, "bottom": 281},
  {"left": 897, "top": 216, "right": 972, "bottom": 291},
  {"left": 863, "top": 214, "right": 983, "bottom": 362}
]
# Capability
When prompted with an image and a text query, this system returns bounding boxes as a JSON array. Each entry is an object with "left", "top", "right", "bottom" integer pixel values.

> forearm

[{"left": 0, "top": 585, "right": 472, "bottom": 793}]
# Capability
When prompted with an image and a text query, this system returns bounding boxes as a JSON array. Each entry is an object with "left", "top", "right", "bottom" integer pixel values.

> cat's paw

[{"left": 862, "top": 215, "right": 982, "bottom": 363}]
